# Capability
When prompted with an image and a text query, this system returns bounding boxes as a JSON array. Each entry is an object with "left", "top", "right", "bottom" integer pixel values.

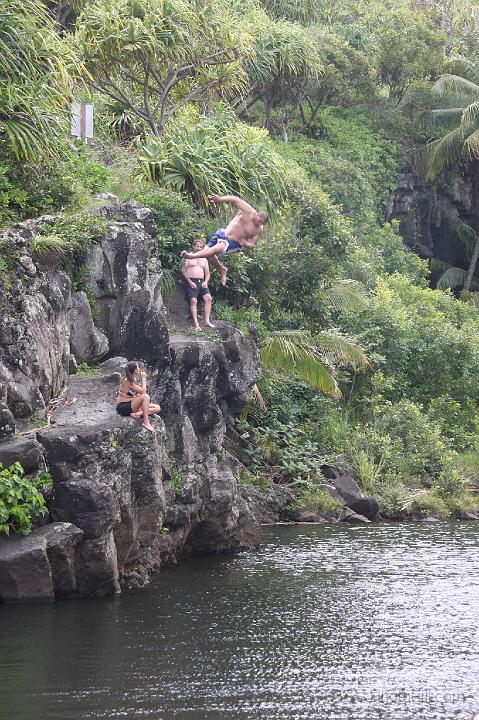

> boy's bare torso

[{"left": 184, "top": 257, "right": 208, "bottom": 279}]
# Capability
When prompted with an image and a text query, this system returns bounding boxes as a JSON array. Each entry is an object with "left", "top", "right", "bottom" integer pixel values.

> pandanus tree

[
  {"left": 74, "top": 0, "right": 251, "bottom": 139},
  {"left": 421, "top": 57, "right": 479, "bottom": 290},
  {"left": 239, "top": 15, "right": 323, "bottom": 133},
  {"left": 0, "top": 0, "right": 81, "bottom": 163}
]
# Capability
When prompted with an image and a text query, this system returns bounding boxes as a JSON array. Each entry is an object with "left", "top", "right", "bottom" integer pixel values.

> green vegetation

[
  {"left": 168, "top": 457, "right": 183, "bottom": 496},
  {"left": 0, "top": 462, "right": 49, "bottom": 536},
  {"left": 289, "top": 486, "right": 344, "bottom": 519},
  {"left": 28, "top": 411, "right": 48, "bottom": 429},
  {"left": 238, "top": 467, "right": 270, "bottom": 493},
  {"left": 75, "top": 362, "right": 100, "bottom": 376},
  {"left": 2, "top": 0, "right": 479, "bottom": 519},
  {"left": 0, "top": 0, "right": 81, "bottom": 163}
]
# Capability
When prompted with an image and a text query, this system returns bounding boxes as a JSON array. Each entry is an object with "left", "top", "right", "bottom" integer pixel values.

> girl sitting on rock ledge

[{"left": 116, "top": 361, "right": 160, "bottom": 433}]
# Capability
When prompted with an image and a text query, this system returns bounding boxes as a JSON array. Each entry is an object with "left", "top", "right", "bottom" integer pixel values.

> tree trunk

[
  {"left": 264, "top": 96, "right": 273, "bottom": 132},
  {"left": 464, "top": 232, "right": 479, "bottom": 291}
]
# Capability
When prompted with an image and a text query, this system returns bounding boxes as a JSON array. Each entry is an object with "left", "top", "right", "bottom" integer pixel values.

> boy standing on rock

[
  {"left": 180, "top": 194, "right": 269, "bottom": 285},
  {"left": 181, "top": 239, "right": 215, "bottom": 332}
]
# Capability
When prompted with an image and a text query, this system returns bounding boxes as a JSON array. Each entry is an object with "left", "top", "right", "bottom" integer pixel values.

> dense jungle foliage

[{"left": 2, "top": 0, "right": 479, "bottom": 520}]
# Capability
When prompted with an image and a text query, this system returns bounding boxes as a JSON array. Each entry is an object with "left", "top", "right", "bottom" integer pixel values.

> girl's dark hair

[{"left": 125, "top": 361, "right": 139, "bottom": 382}]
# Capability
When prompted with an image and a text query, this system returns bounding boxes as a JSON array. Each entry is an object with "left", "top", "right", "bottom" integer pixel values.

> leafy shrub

[
  {"left": 376, "top": 479, "right": 409, "bottom": 518},
  {"left": 28, "top": 411, "right": 47, "bottom": 429},
  {"left": 274, "top": 109, "right": 402, "bottom": 226},
  {"left": 444, "top": 493, "right": 479, "bottom": 517},
  {"left": 214, "top": 302, "right": 267, "bottom": 340},
  {"left": 409, "top": 491, "right": 450, "bottom": 518},
  {"left": 249, "top": 419, "right": 327, "bottom": 485},
  {"left": 433, "top": 466, "right": 468, "bottom": 501},
  {"left": 0, "top": 462, "right": 49, "bottom": 536},
  {"left": 343, "top": 275, "right": 479, "bottom": 411},
  {"left": 0, "top": 144, "right": 112, "bottom": 229},
  {"left": 290, "top": 485, "right": 344, "bottom": 518},
  {"left": 346, "top": 399, "right": 446, "bottom": 485},
  {"left": 30, "top": 212, "right": 108, "bottom": 283},
  {"left": 75, "top": 362, "right": 99, "bottom": 376},
  {"left": 168, "top": 457, "right": 183, "bottom": 496},
  {"left": 427, "top": 395, "right": 479, "bottom": 452}
]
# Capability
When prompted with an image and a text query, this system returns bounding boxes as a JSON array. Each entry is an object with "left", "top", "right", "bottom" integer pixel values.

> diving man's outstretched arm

[{"left": 208, "top": 194, "right": 257, "bottom": 215}]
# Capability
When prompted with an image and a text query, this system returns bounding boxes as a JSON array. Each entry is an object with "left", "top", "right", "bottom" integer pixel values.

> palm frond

[
  {"left": 433, "top": 74, "right": 479, "bottom": 100},
  {"left": 325, "top": 279, "right": 368, "bottom": 313},
  {"left": 261, "top": 331, "right": 340, "bottom": 397},
  {"left": 261, "top": 329, "right": 370, "bottom": 396},
  {"left": 461, "top": 101, "right": 479, "bottom": 131},
  {"left": 464, "top": 128, "right": 479, "bottom": 158},
  {"left": 435, "top": 264, "right": 479, "bottom": 291},
  {"left": 436, "top": 265, "right": 467, "bottom": 290},
  {"left": 313, "top": 332, "right": 370, "bottom": 372},
  {"left": 426, "top": 107, "right": 465, "bottom": 133},
  {"left": 419, "top": 126, "right": 467, "bottom": 180},
  {"left": 446, "top": 57, "right": 479, "bottom": 87},
  {"left": 430, "top": 257, "right": 452, "bottom": 274}
]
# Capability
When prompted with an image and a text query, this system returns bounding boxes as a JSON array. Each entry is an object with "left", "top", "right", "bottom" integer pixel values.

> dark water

[{"left": 1, "top": 522, "right": 479, "bottom": 720}]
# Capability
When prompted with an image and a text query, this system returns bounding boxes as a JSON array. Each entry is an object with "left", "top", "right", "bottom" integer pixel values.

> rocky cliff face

[
  {"left": 0, "top": 198, "right": 279, "bottom": 603},
  {"left": 0, "top": 220, "right": 71, "bottom": 435},
  {"left": 387, "top": 165, "right": 479, "bottom": 267}
]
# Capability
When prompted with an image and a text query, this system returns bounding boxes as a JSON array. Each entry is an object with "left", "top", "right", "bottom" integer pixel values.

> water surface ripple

[{"left": 1, "top": 522, "right": 478, "bottom": 719}]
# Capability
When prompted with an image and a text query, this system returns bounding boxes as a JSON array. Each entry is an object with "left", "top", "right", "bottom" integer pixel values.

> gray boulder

[
  {"left": 332, "top": 475, "right": 363, "bottom": 502},
  {"left": 332, "top": 475, "right": 378, "bottom": 520},
  {"left": 100, "top": 356, "right": 128, "bottom": 372},
  {"left": 52, "top": 479, "right": 120, "bottom": 539},
  {"left": 318, "top": 483, "right": 343, "bottom": 502},
  {"left": 0, "top": 222, "right": 71, "bottom": 419},
  {"left": 0, "top": 402, "right": 15, "bottom": 439},
  {"left": 86, "top": 221, "right": 149, "bottom": 297},
  {"left": 347, "top": 497, "right": 379, "bottom": 520},
  {"left": 83, "top": 216, "right": 170, "bottom": 366},
  {"left": 0, "top": 532, "right": 54, "bottom": 602},
  {"left": 70, "top": 291, "right": 109, "bottom": 364},
  {"left": 68, "top": 353, "right": 78, "bottom": 374},
  {"left": 0, "top": 436, "right": 43, "bottom": 474},
  {"left": 34, "top": 522, "right": 83, "bottom": 598},
  {"left": 297, "top": 512, "right": 327, "bottom": 523},
  {"left": 340, "top": 507, "right": 371, "bottom": 524},
  {"left": 6, "top": 373, "right": 45, "bottom": 418},
  {"left": 75, "top": 530, "right": 120, "bottom": 598}
]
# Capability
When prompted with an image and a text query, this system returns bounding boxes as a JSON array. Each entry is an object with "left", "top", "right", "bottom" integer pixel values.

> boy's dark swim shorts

[{"left": 184, "top": 277, "right": 211, "bottom": 300}]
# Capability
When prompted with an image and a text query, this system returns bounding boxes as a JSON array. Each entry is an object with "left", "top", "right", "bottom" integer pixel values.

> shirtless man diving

[
  {"left": 180, "top": 194, "right": 269, "bottom": 285},
  {"left": 181, "top": 239, "right": 215, "bottom": 332}
]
